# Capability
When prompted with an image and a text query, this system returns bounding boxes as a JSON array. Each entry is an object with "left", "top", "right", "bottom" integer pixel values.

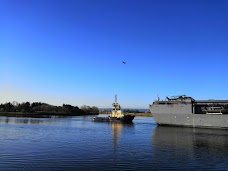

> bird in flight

[{"left": 122, "top": 61, "right": 126, "bottom": 64}]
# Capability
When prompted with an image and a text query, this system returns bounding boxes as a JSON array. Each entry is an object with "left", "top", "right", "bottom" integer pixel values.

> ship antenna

[
  {"left": 157, "top": 94, "right": 160, "bottom": 101},
  {"left": 115, "top": 95, "right": 117, "bottom": 103}
]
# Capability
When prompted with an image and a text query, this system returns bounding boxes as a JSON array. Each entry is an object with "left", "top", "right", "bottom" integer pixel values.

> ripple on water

[{"left": 0, "top": 116, "right": 228, "bottom": 170}]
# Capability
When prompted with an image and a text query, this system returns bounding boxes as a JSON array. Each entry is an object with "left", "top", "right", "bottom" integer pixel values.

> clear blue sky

[{"left": 1, "top": 0, "right": 227, "bottom": 108}]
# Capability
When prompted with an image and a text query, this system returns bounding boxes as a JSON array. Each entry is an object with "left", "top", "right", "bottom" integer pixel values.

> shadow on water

[{"left": 151, "top": 126, "right": 228, "bottom": 170}]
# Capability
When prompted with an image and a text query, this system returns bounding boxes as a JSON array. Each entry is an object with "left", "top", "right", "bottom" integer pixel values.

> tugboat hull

[
  {"left": 93, "top": 117, "right": 110, "bottom": 122},
  {"left": 93, "top": 115, "right": 135, "bottom": 123},
  {"left": 110, "top": 115, "right": 135, "bottom": 123}
]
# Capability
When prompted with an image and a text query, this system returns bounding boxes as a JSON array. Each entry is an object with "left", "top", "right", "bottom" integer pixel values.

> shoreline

[
  {"left": 135, "top": 113, "right": 152, "bottom": 117},
  {"left": 0, "top": 112, "right": 152, "bottom": 118},
  {"left": 99, "top": 112, "right": 152, "bottom": 117},
  {"left": 0, "top": 112, "right": 98, "bottom": 118}
]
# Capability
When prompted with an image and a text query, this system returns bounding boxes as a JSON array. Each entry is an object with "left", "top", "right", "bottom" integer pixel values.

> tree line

[{"left": 0, "top": 102, "right": 99, "bottom": 115}]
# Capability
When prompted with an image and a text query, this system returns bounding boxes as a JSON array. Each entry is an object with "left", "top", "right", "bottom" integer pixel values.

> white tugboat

[{"left": 93, "top": 95, "right": 135, "bottom": 123}]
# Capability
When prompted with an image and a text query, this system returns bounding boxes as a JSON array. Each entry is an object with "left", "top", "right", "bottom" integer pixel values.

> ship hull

[
  {"left": 149, "top": 95, "right": 228, "bottom": 129},
  {"left": 93, "top": 115, "right": 135, "bottom": 123},
  {"left": 93, "top": 116, "right": 110, "bottom": 122},
  {"left": 152, "top": 112, "right": 228, "bottom": 129},
  {"left": 110, "top": 115, "right": 135, "bottom": 123}
]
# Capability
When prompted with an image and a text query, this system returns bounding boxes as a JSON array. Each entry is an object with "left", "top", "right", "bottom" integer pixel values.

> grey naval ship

[
  {"left": 149, "top": 95, "right": 228, "bottom": 129},
  {"left": 93, "top": 95, "right": 135, "bottom": 123}
]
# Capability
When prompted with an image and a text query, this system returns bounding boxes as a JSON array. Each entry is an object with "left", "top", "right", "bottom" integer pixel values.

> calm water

[{"left": 1, "top": 115, "right": 228, "bottom": 171}]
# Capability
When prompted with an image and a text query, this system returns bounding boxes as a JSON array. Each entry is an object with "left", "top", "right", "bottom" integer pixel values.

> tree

[
  {"left": 5, "top": 102, "right": 14, "bottom": 112},
  {"left": 63, "top": 104, "right": 74, "bottom": 113},
  {"left": 81, "top": 105, "right": 91, "bottom": 113},
  {"left": 20, "top": 102, "right": 30, "bottom": 112},
  {"left": 91, "top": 106, "right": 99, "bottom": 113}
]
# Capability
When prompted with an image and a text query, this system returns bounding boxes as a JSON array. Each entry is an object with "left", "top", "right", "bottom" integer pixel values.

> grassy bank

[{"left": 134, "top": 113, "right": 152, "bottom": 117}]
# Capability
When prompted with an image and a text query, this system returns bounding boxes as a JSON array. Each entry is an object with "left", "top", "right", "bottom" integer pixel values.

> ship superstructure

[{"left": 110, "top": 95, "right": 124, "bottom": 118}]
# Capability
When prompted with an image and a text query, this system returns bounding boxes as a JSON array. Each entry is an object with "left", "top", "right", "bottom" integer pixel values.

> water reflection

[
  {"left": 1, "top": 116, "right": 228, "bottom": 170},
  {"left": 151, "top": 126, "right": 228, "bottom": 170},
  {"left": 110, "top": 123, "right": 123, "bottom": 149},
  {"left": 110, "top": 122, "right": 134, "bottom": 149},
  {"left": 0, "top": 117, "right": 59, "bottom": 124},
  {"left": 152, "top": 126, "right": 228, "bottom": 150}
]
